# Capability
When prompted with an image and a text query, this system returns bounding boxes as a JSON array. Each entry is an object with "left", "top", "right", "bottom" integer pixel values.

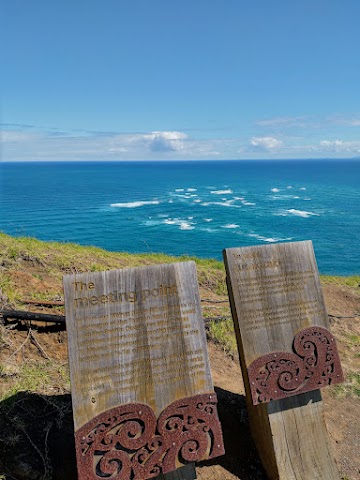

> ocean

[{"left": 1, "top": 160, "right": 359, "bottom": 275}]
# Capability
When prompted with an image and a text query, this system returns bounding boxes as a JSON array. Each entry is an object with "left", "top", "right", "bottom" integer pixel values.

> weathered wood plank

[
  {"left": 223, "top": 241, "right": 339, "bottom": 480},
  {"left": 63, "top": 261, "right": 224, "bottom": 480}
]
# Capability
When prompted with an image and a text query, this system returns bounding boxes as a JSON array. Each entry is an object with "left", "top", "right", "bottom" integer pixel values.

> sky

[{"left": 1, "top": 0, "right": 360, "bottom": 161}]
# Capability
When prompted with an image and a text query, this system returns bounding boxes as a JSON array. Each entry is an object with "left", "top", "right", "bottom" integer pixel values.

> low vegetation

[{"left": 0, "top": 232, "right": 359, "bottom": 480}]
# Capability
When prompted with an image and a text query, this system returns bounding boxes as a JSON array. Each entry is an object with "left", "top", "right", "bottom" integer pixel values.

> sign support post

[{"left": 223, "top": 241, "right": 342, "bottom": 479}]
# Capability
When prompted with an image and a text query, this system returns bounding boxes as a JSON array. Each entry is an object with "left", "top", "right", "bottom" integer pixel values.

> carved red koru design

[
  {"left": 75, "top": 393, "right": 224, "bottom": 480},
  {"left": 248, "top": 326, "right": 344, "bottom": 405}
]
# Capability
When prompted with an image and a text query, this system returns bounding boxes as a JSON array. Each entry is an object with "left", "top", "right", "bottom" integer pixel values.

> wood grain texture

[
  {"left": 63, "top": 261, "right": 213, "bottom": 430},
  {"left": 223, "top": 241, "right": 339, "bottom": 479},
  {"left": 63, "top": 261, "right": 225, "bottom": 479}
]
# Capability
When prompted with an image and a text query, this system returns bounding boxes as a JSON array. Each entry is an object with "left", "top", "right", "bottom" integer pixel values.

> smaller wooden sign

[
  {"left": 223, "top": 241, "right": 341, "bottom": 480},
  {"left": 63, "top": 261, "right": 224, "bottom": 480}
]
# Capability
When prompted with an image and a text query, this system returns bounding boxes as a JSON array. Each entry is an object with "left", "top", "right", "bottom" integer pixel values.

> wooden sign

[
  {"left": 223, "top": 241, "right": 342, "bottom": 480},
  {"left": 63, "top": 261, "right": 224, "bottom": 480}
]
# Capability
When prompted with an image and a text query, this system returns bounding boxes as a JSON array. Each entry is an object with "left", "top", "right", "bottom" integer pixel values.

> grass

[
  {"left": 207, "top": 317, "right": 237, "bottom": 357},
  {"left": 0, "top": 231, "right": 359, "bottom": 393},
  {"left": 332, "top": 372, "right": 360, "bottom": 399},
  {"left": 0, "top": 359, "right": 70, "bottom": 403},
  {"left": 321, "top": 274, "right": 360, "bottom": 290},
  {"left": 0, "top": 232, "right": 226, "bottom": 302}
]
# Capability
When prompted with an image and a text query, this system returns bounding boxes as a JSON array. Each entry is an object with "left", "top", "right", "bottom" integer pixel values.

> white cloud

[
  {"left": 320, "top": 139, "right": 343, "bottom": 147},
  {"left": 250, "top": 136, "right": 283, "bottom": 150},
  {"left": 108, "top": 130, "right": 223, "bottom": 157},
  {"left": 109, "top": 131, "right": 188, "bottom": 153},
  {"left": 1, "top": 131, "right": 40, "bottom": 142},
  {"left": 143, "top": 131, "right": 188, "bottom": 152},
  {"left": 319, "top": 139, "right": 360, "bottom": 153}
]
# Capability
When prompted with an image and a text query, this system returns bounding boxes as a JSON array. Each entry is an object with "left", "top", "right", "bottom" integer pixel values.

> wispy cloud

[
  {"left": 325, "top": 114, "right": 360, "bottom": 127},
  {"left": 319, "top": 139, "right": 360, "bottom": 153},
  {"left": 256, "top": 116, "right": 309, "bottom": 128},
  {"left": 1, "top": 131, "right": 41, "bottom": 142}
]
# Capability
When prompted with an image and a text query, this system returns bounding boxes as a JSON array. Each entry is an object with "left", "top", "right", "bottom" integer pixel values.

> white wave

[
  {"left": 187, "top": 188, "right": 197, "bottom": 192},
  {"left": 179, "top": 222, "right": 195, "bottom": 230},
  {"left": 168, "top": 199, "right": 174, "bottom": 204},
  {"left": 293, "top": 196, "right": 300, "bottom": 199},
  {"left": 271, "top": 188, "right": 280, "bottom": 193},
  {"left": 163, "top": 217, "right": 196, "bottom": 230},
  {"left": 158, "top": 214, "right": 169, "bottom": 218},
  {"left": 188, "top": 216, "right": 194, "bottom": 220},
  {"left": 299, "top": 187, "right": 306, "bottom": 190},
  {"left": 193, "top": 199, "right": 202, "bottom": 203},
  {"left": 303, "top": 198, "right": 311, "bottom": 201},
  {"left": 110, "top": 200, "right": 160, "bottom": 208},
  {"left": 222, "top": 224, "right": 240, "bottom": 229},
  {"left": 233, "top": 196, "right": 255, "bottom": 206},
  {"left": 172, "top": 194, "right": 191, "bottom": 198},
  {"left": 175, "top": 188, "right": 184, "bottom": 192},
  {"left": 201, "top": 201, "right": 240, "bottom": 208},
  {"left": 287, "top": 209, "right": 319, "bottom": 218},
  {"left": 271, "top": 194, "right": 295, "bottom": 200},
  {"left": 287, "top": 186, "right": 293, "bottom": 189},
  {"left": 248, "top": 233, "right": 293, "bottom": 243},
  {"left": 210, "top": 189, "right": 233, "bottom": 195},
  {"left": 203, "top": 218, "right": 213, "bottom": 222}
]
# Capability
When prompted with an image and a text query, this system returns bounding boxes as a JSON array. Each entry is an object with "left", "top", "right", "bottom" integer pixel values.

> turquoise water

[{"left": 1, "top": 160, "right": 359, "bottom": 275}]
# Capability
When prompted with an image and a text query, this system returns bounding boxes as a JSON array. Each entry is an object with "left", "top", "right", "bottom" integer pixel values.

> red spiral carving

[
  {"left": 75, "top": 393, "right": 224, "bottom": 480},
  {"left": 248, "top": 326, "right": 344, "bottom": 405}
]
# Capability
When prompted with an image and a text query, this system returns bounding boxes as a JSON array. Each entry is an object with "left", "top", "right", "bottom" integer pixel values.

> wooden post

[
  {"left": 223, "top": 241, "right": 341, "bottom": 480},
  {"left": 63, "top": 261, "right": 224, "bottom": 480},
  {"left": 156, "top": 463, "right": 196, "bottom": 480}
]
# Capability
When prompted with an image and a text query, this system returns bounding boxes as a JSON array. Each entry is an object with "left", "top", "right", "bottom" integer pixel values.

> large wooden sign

[
  {"left": 223, "top": 241, "right": 342, "bottom": 480},
  {"left": 63, "top": 261, "right": 224, "bottom": 480}
]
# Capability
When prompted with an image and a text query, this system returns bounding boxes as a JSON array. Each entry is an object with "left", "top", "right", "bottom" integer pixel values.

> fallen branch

[
  {"left": 29, "top": 330, "right": 51, "bottom": 360},
  {"left": 2, "top": 310, "right": 65, "bottom": 325}
]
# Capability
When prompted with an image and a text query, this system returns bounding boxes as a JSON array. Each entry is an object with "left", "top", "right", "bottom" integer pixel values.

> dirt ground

[{"left": 0, "top": 282, "right": 359, "bottom": 479}]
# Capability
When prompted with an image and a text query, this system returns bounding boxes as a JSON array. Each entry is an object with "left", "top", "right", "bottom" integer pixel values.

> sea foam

[
  {"left": 248, "top": 233, "right": 293, "bottom": 243},
  {"left": 286, "top": 209, "right": 318, "bottom": 218},
  {"left": 210, "top": 189, "right": 233, "bottom": 195},
  {"left": 110, "top": 200, "right": 160, "bottom": 208},
  {"left": 222, "top": 224, "right": 240, "bottom": 229}
]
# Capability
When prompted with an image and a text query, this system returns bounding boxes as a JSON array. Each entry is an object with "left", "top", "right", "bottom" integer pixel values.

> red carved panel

[
  {"left": 75, "top": 393, "right": 224, "bottom": 479},
  {"left": 248, "top": 326, "right": 344, "bottom": 405}
]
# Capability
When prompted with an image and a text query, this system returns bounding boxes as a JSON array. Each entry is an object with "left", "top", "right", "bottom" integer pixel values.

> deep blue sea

[{"left": 1, "top": 160, "right": 359, "bottom": 275}]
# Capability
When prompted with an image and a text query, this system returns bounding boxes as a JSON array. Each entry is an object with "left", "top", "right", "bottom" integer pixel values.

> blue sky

[{"left": 1, "top": 0, "right": 360, "bottom": 160}]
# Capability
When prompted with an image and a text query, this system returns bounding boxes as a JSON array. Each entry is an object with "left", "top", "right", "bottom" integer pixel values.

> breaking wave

[{"left": 110, "top": 200, "right": 160, "bottom": 208}]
